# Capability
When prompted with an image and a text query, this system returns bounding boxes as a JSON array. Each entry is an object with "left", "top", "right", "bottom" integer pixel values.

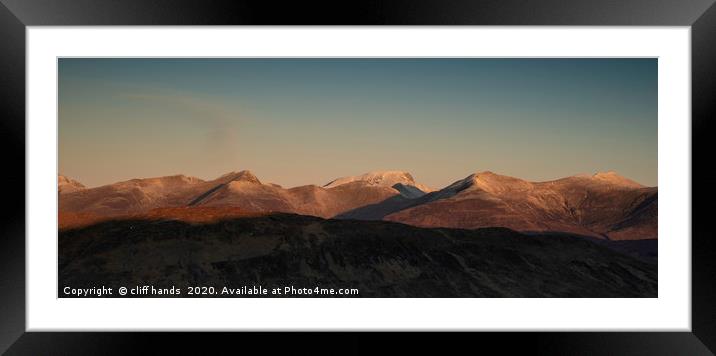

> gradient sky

[{"left": 59, "top": 58, "right": 657, "bottom": 188}]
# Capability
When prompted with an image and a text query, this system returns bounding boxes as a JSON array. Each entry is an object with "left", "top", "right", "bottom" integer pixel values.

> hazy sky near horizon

[{"left": 59, "top": 58, "right": 657, "bottom": 188}]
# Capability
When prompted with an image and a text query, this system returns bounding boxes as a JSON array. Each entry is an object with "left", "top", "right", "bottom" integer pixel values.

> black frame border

[{"left": 2, "top": 1, "right": 715, "bottom": 354}]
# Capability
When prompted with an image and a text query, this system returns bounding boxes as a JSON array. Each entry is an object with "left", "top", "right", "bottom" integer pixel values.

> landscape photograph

[{"left": 58, "top": 58, "right": 657, "bottom": 297}]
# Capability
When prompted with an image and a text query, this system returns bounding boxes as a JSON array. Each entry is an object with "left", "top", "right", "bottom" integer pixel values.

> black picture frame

[{"left": 1, "top": 0, "right": 714, "bottom": 354}]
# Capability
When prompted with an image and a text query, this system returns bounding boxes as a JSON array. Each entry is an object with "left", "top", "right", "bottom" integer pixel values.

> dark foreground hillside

[{"left": 59, "top": 213, "right": 657, "bottom": 298}]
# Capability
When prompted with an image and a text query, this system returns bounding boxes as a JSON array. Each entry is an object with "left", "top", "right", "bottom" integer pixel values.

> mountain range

[
  {"left": 58, "top": 169, "right": 658, "bottom": 297},
  {"left": 58, "top": 169, "right": 657, "bottom": 240}
]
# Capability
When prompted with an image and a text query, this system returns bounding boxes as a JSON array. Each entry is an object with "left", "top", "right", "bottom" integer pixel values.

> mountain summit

[
  {"left": 590, "top": 171, "right": 645, "bottom": 188},
  {"left": 216, "top": 170, "right": 261, "bottom": 185},
  {"left": 58, "top": 175, "right": 86, "bottom": 194},
  {"left": 323, "top": 170, "right": 433, "bottom": 192}
]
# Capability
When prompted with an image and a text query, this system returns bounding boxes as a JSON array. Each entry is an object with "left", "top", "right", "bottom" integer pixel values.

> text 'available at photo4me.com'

[{"left": 62, "top": 285, "right": 361, "bottom": 297}]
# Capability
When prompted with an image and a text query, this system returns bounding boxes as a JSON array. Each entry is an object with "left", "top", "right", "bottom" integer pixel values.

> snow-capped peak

[
  {"left": 323, "top": 171, "right": 413, "bottom": 188},
  {"left": 323, "top": 170, "right": 432, "bottom": 192},
  {"left": 216, "top": 170, "right": 261, "bottom": 184},
  {"left": 58, "top": 175, "right": 86, "bottom": 194},
  {"left": 591, "top": 171, "right": 644, "bottom": 188}
]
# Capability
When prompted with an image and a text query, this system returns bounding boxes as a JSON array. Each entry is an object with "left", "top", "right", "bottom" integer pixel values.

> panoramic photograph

[{"left": 58, "top": 58, "right": 657, "bottom": 298}]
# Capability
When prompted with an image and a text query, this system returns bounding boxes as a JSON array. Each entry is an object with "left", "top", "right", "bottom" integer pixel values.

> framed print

[{"left": 1, "top": 0, "right": 715, "bottom": 354}]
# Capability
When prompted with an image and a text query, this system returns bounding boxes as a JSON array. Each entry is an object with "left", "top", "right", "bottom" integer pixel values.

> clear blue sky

[{"left": 59, "top": 58, "right": 657, "bottom": 188}]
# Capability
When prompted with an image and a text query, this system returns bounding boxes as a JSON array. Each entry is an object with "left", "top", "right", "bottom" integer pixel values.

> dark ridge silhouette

[
  {"left": 59, "top": 213, "right": 657, "bottom": 298},
  {"left": 525, "top": 231, "right": 657, "bottom": 263}
]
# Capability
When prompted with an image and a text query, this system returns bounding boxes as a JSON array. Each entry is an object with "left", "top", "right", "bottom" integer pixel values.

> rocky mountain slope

[{"left": 384, "top": 171, "right": 656, "bottom": 240}]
